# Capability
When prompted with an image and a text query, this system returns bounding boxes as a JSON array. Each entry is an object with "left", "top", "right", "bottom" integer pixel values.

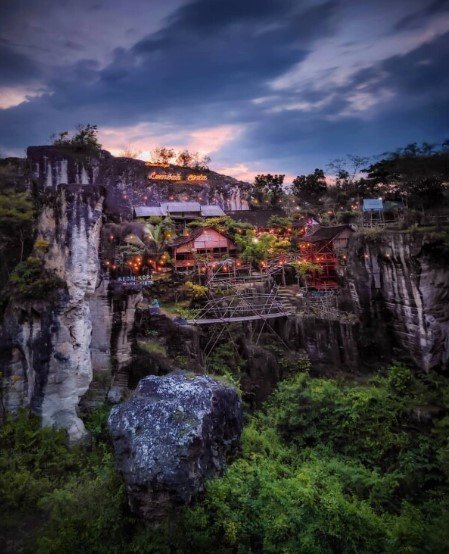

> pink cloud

[{"left": 99, "top": 122, "right": 243, "bottom": 161}]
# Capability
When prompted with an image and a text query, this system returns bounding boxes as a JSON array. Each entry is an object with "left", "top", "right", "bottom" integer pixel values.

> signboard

[
  {"left": 115, "top": 275, "right": 153, "bottom": 287},
  {"left": 145, "top": 161, "right": 170, "bottom": 168},
  {"left": 148, "top": 172, "right": 208, "bottom": 183},
  {"left": 363, "top": 198, "right": 383, "bottom": 211},
  {"left": 187, "top": 174, "right": 208, "bottom": 182},
  {"left": 148, "top": 172, "right": 182, "bottom": 181}
]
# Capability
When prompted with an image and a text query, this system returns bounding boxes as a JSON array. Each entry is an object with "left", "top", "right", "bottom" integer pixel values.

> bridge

[{"left": 186, "top": 289, "right": 292, "bottom": 325}]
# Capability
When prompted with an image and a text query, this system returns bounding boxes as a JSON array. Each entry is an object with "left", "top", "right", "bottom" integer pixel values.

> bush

[
  {"left": 8, "top": 257, "right": 66, "bottom": 300},
  {"left": 2, "top": 368, "right": 449, "bottom": 553}
]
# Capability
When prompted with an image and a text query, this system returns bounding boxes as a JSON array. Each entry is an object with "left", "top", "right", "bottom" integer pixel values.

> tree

[
  {"left": 119, "top": 147, "right": 142, "bottom": 159},
  {"left": 0, "top": 191, "right": 35, "bottom": 287},
  {"left": 250, "top": 174, "right": 285, "bottom": 208},
  {"left": 291, "top": 260, "right": 323, "bottom": 291},
  {"left": 235, "top": 230, "right": 289, "bottom": 266},
  {"left": 292, "top": 169, "right": 327, "bottom": 206},
  {"left": 151, "top": 146, "right": 176, "bottom": 165},
  {"left": 51, "top": 124, "right": 102, "bottom": 152},
  {"left": 176, "top": 149, "right": 194, "bottom": 167},
  {"left": 364, "top": 141, "right": 449, "bottom": 209},
  {"left": 194, "top": 154, "right": 211, "bottom": 171}
]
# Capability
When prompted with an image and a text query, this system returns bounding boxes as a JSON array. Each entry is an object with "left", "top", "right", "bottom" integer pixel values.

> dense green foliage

[
  {"left": 7, "top": 256, "right": 66, "bottom": 300},
  {"left": 51, "top": 124, "right": 102, "bottom": 153},
  {"left": 235, "top": 230, "right": 290, "bottom": 264},
  {"left": 0, "top": 189, "right": 35, "bottom": 289},
  {"left": 1, "top": 366, "right": 449, "bottom": 553},
  {"left": 249, "top": 174, "right": 285, "bottom": 209},
  {"left": 292, "top": 169, "right": 328, "bottom": 206}
]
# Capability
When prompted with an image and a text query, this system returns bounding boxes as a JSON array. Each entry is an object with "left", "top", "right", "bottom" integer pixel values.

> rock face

[
  {"left": 108, "top": 372, "right": 242, "bottom": 519},
  {"left": 28, "top": 145, "right": 250, "bottom": 214},
  {"left": 348, "top": 231, "right": 449, "bottom": 372},
  {"left": 0, "top": 185, "right": 104, "bottom": 440}
]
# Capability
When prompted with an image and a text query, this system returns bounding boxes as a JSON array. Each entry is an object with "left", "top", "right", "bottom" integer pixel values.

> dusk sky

[{"left": 1, "top": 0, "right": 449, "bottom": 181}]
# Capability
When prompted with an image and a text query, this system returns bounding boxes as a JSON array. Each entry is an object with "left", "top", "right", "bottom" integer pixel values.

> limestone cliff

[
  {"left": 272, "top": 230, "right": 449, "bottom": 375},
  {"left": 347, "top": 230, "right": 449, "bottom": 372},
  {"left": 1, "top": 186, "right": 104, "bottom": 439},
  {"left": 28, "top": 146, "right": 250, "bottom": 215},
  {"left": 0, "top": 185, "right": 142, "bottom": 440}
]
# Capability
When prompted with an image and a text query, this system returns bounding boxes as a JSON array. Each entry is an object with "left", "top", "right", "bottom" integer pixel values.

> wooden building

[
  {"left": 168, "top": 227, "right": 237, "bottom": 272},
  {"left": 299, "top": 225, "right": 355, "bottom": 290}
]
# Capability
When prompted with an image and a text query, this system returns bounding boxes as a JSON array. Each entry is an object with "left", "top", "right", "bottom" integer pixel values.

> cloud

[
  {"left": 0, "top": 0, "right": 338, "bottom": 153},
  {"left": 0, "top": 1, "right": 448, "bottom": 174},
  {"left": 99, "top": 122, "right": 242, "bottom": 161},
  {"left": 0, "top": 42, "right": 42, "bottom": 86},
  {"left": 0, "top": 85, "right": 48, "bottom": 109},
  {"left": 394, "top": 0, "right": 449, "bottom": 31}
]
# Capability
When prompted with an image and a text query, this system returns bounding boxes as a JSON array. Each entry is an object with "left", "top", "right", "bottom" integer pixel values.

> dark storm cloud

[
  {"left": 238, "top": 31, "right": 449, "bottom": 170},
  {"left": 0, "top": 0, "right": 339, "bottom": 147},
  {"left": 0, "top": 41, "right": 42, "bottom": 85},
  {"left": 394, "top": 0, "right": 449, "bottom": 31},
  {"left": 0, "top": 0, "right": 448, "bottom": 173}
]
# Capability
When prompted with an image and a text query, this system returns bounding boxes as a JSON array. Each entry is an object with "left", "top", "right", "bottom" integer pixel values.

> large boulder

[{"left": 108, "top": 371, "right": 242, "bottom": 520}]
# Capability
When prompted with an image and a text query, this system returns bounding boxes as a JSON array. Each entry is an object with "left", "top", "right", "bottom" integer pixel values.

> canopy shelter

[{"left": 362, "top": 198, "right": 385, "bottom": 227}]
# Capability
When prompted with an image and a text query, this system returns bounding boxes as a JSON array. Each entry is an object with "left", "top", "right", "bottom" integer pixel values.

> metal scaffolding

[{"left": 187, "top": 286, "right": 293, "bottom": 359}]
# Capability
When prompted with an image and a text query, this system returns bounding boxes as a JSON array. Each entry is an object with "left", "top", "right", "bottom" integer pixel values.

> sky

[{"left": 1, "top": 0, "right": 449, "bottom": 181}]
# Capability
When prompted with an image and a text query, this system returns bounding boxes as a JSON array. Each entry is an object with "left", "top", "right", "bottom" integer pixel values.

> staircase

[
  {"left": 112, "top": 368, "right": 129, "bottom": 389},
  {"left": 275, "top": 288, "right": 297, "bottom": 315},
  {"left": 348, "top": 280, "right": 361, "bottom": 310}
]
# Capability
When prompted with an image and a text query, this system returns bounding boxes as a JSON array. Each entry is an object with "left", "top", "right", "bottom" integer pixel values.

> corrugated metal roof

[
  {"left": 163, "top": 202, "right": 201, "bottom": 213},
  {"left": 134, "top": 206, "right": 167, "bottom": 217},
  {"left": 227, "top": 208, "right": 287, "bottom": 227},
  {"left": 304, "top": 225, "right": 354, "bottom": 243},
  {"left": 201, "top": 205, "right": 225, "bottom": 217},
  {"left": 363, "top": 198, "right": 383, "bottom": 211}
]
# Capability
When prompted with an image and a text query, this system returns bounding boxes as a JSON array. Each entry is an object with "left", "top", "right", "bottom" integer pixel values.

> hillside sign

[{"left": 148, "top": 172, "right": 208, "bottom": 183}]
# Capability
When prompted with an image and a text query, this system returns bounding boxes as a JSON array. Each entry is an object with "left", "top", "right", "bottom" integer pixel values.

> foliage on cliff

[
  {"left": 6, "top": 257, "right": 66, "bottom": 300},
  {"left": 1, "top": 366, "right": 449, "bottom": 553},
  {"left": 51, "top": 124, "right": 102, "bottom": 154},
  {"left": 0, "top": 188, "right": 35, "bottom": 289}
]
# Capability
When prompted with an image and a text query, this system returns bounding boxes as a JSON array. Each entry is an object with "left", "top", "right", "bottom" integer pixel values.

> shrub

[{"left": 8, "top": 257, "right": 66, "bottom": 300}]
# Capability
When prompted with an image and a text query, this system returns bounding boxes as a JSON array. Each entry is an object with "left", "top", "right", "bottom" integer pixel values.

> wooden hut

[
  {"left": 168, "top": 227, "right": 237, "bottom": 272},
  {"left": 299, "top": 225, "right": 355, "bottom": 290}
]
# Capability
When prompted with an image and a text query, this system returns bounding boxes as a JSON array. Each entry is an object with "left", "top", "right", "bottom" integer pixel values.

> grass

[{"left": 137, "top": 340, "right": 167, "bottom": 357}]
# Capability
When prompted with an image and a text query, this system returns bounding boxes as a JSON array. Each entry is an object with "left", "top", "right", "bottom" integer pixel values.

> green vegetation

[
  {"left": 292, "top": 168, "right": 328, "bottom": 206},
  {"left": 187, "top": 215, "right": 251, "bottom": 238},
  {"left": 0, "top": 190, "right": 35, "bottom": 288},
  {"left": 235, "top": 230, "right": 290, "bottom": 265},
  {"left": 150, "top": 146, "right": 211, "bottom": 170},
  {"left": 2, "top": 365, "right": 449, "bottom": 552},
  {"left": 51, "top": 124, "right": 102, "bottom": 154},
  {"left": 249, "top": 174, "right": 285, "bottom": 209},
  {"left": 7, "top": 257, "right": 66, "bottom": 300},
  {"left": 137, "top": 340, "right": 167, "bottom": 357}
]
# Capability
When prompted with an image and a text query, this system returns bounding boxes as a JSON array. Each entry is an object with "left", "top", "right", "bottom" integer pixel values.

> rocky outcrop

[
  {"left": 28, "top": 146, "right": 250, "bottom": 215},
  {"left": 348, "top": 231, "right": 449, "bottom": 372},
  {"left": 1, "top": 185, "right": 105, "bottom": 440},
  {"left": 108, "top": 371, "right": 242, "bottom": 520}
]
